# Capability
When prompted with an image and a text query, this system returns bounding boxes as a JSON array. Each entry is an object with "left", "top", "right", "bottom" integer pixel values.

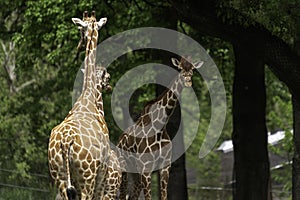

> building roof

[{"left": 217, "top": 130, "right": 289, "bottom": 153}]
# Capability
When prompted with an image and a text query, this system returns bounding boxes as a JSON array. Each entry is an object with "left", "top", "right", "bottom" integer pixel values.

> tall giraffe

[
  {"left": 48, "top": 11, "right": 120, "bottom": 200},
  {"left": 117, "top": 57, "right": 204, "bottom": 200},
  {"left": 89, "top": 66, "right": 121, "bottom": 199}
]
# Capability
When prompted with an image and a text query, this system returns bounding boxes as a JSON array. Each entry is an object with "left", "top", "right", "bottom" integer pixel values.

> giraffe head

[
  {"left": 171, "top": 56, "right": 204, "bottom": 87},
  {"left": 81, "top": 66, "right": 111, "bottom": 92},
  {"left": 72, "top": 11, "right": 107, "bottom": 51},
  {"left": 95, "top": 66, "right": 112, "bottom": 92}
]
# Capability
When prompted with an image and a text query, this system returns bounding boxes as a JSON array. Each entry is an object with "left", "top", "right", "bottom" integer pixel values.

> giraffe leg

[
  {"left": 159, "top": 165, "right": 170, "bottom": 200},
  {"left": 79, "top": 167, "right": 97, "bottom": 200},
  {"left": 141, "top": 173, "right": 152, "bottom": 200},
  {"left": 49, "top": 156, "right": 70, "bottom": 200},
  {"left": 80, "top": 178, "right": 95, "bottom": 200},
  {"left": 129, "top": 173, "right": 142, "bottom": 200},
  {"left": 94, "top": 168, "right": 107, "bottom": 200},
  {"left": 103, "top": 152, "right": 122, "bottom": 200},
  {"left": 119, "top": 172, "right": 128, "bottom": 200},
  {"left": 55, "top": 188, "right": 79, "bottom": 200},
  {"left": 57, "top": 182, "right": 68, "bottom": 200}
]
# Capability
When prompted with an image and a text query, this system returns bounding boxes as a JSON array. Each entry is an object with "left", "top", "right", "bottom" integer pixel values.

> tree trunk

[
  {"left": 232, "top": 42, "right": 270, "bottom": 200},
  {"left": 293, "top": 96, "right": 300, "bottom": 200},
  {"left": 292, "top": 14, "right": 300, "bottom": 200}
]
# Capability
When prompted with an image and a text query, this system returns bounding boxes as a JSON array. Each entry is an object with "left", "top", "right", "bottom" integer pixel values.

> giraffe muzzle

[
  {"left": 184, "top": 81, "right": 192, "bottom": 87},
  {"left": 104, "top": 84, "right": 112, "bottom": 92}
]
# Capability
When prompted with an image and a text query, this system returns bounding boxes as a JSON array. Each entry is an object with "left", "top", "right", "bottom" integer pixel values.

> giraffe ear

[
  {"left": 97, "top": 17, "right": 107, "bottom": 29},
  {"left": 171, "top": 58, "right": 182, "bottom": 69},
  {"left": 80, "top": 68, "right": 85, "bottom": 74},
  {"left": 72, "top": 18, "right": 88, "bottom": 27},
  {"left": 194, "top": 61, "right": 204, "bottom": 69}
]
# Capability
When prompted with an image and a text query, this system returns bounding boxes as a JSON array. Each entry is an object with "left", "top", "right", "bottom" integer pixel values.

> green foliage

[
  {"left": 224, "top": 0, "right": 299, "bottom": 44},
  {"left": 0, "top": 0, "right": 295, "bottom": 199},
  {"left": 265, "top": 67, "right": 293, "bottom": 198}
]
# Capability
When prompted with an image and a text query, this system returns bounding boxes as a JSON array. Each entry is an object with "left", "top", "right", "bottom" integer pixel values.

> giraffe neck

[
  {"left": 158, "top": 73, "right": 184, "bottom": 118},
  {"left": 142, "top": 73, "right": 184, "bottom": 127},
  {"left": 96, "top": 85, "right": 104, "bottom": 116},
  {"left": 82, "top": 26, "right": 98, "bottom": 99},
  {"left": 70, "top": 25, "right": 106, "bottom": 117}
]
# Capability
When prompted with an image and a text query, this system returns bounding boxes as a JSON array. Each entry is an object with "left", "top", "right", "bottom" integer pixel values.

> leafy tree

[{"left": 0, "top": 0, "right": 298, "bottom": 199}]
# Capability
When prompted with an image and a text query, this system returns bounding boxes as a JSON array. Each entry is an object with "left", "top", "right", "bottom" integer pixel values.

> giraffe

[
  {"left": 54, "top": 66, "right": 121, "bottom": 200},
  {"left": 48, "top": 11, "right": 120, "bottom": 200},
  {"left": 117, "top": 56, "right": 204, "bottom": 200},
  {"left": 90, "top": 66, "right": 121, "bottom": 199}
]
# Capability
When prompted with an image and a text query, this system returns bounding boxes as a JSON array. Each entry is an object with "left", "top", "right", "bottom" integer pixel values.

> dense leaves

[{"left": 0, "top": 0, "right": 296, "bottom": 199}]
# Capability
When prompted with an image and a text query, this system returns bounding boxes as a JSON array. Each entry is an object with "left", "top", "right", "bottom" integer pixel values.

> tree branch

[
  {"left": 15, "top": 79, "right": 36, "bottom": 93},
  {"left": 170, "top": 0, "right": 300, "bottom": 100}
]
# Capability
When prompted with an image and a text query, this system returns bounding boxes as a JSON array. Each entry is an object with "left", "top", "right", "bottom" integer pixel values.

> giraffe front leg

[
  {"left": 129, "top": 173, "right": 142, "bottom": 200},
  {"left": 159, "top": 165, "right": 170, "bottom": 200},
  {"left": 80, "top": 167, "right": 97, "bottom": 200},
  {"left": 103, "top": 160, "right": 122, "bottom": 199},
  {"left": 141, "top": 173, "right": 152, "bottom": 200},
  {"left": 119, "top": 172, "right": 128, "bottom": 200},
  {"left": 56, "top": 188, "right": 79, "bottom": 200},
  {"left": 57, "top": 182, "right": 68, "bottom": 200},
  {"left": 80, "top": 178, "right": 95, "bottom": 200}
]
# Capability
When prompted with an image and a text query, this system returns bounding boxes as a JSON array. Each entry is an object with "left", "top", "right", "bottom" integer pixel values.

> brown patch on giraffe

[
  {"left": 167, "top": 91, "right": 173, "bottom": 99},
  {"left": 54, "top": 155, "right": 61, "bottom": 163},
  {"left": 52, "top": 171, "right": 57, "bottom": 178},
  {"left": 165, "top": 107, "right": 173, "bottom": 116},
  {"left": 168, "top": 98, "right": 176, "bottom": 107},
  {"left": 74, "top": 135, "right": 82, "bottom": 146},
  {"left": 90, "top": 160, "right": 96, "bottom": 170},
  {"left": 162, "top": 96, "right": 167, "bottom": 106},
  {"left": 92, "top": 37, "right": 97, "bottom": 45},
  {"left": 49, "top": 141, "right": 55, "bottom": 149},
  {"left": 65, "top": 125, "right": 71, "bottom": 130},
  {"left": 79, "top": 148, "right": 88, "bottom": 160},
  {"left": 86, "top": 153, "right": 92, "bottom": 163},
  {"left": 180, "top": 57, "right": 193, "bottom": 71},
  {"left": 109, "top": 178, "right": 115, "bottom": 185},
  {"left": 150, "top": 142, "right": 159, "bottom": 152},
  {"left": 55, "top": 133, "right": 61, "bottom": 140},
  {"left": 84, "top": 169, "right": 91, "bottom": 177},
  {"left": 50, "top": 149, "right": 56, "bottom": 159},
  {"left": 141, "top": 114, "right": 151, "bottom": 126},
  {"left": 54, "top": 142, "right": 60, "bottom": 151},
  {"left": 82, "top": 160, "right": 89, "bottom": 170},
  {"left": 148, "top": 134, "right": 155, "bottom": 144},
  {"left": 72, "top": 143, "right": 81, "bottom": 153}
]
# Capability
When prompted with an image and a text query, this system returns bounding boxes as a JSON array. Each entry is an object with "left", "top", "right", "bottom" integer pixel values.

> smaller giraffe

[{"left": 117, "top": 57, "right": 204, "bottom": 200}]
